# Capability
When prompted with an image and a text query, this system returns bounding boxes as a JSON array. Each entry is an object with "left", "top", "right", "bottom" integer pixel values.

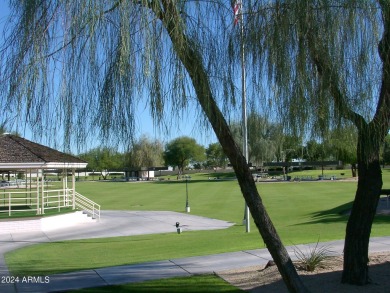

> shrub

[{"left": 293, "top": 241, "right": 333, "bottom": 272}]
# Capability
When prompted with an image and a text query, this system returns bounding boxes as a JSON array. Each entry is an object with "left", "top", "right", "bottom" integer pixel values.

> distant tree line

[{"left": 78, "top": 114, "right": 390, "bottom": 177}]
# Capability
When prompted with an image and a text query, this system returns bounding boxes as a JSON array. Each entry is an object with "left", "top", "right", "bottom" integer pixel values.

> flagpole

[{"left": 239, "top": 1, "right": 250, "bottom": 233}]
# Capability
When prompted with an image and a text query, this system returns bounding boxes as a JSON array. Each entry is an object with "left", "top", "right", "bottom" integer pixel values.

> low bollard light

[{"left": 176, "top": 222, "right": 182, "bottom": 234}]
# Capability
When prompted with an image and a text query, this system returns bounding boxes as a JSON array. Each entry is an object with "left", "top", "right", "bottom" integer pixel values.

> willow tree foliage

[
  {"left": 125, "top": 135, "right": 164, "bottom": 169},
  {"left": 328, "top": 125, "right": 358, "bottom": 176},
  {"left": 230, "top": 112, "right": 285, "bottom": 165},
  {"left": 0, "top": 1, "right": 312, "bottom": 292},
  {"left": 0, "top": 0, "right": 235, "bottom": 150},
  {"left": 246, "top": 0, "right": 390, "bottom": 285},
  {"left": 9, "top": 0, "right": 389, "bottom": 292}
]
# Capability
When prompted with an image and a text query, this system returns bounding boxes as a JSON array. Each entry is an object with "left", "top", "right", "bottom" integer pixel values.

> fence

[{"left": 0, "top": 188, "right": 100, "bottom": 219}]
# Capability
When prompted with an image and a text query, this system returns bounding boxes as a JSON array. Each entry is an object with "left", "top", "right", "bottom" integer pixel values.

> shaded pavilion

[{"left": 0, "top": 134, "right": 88, "bottom": 216}]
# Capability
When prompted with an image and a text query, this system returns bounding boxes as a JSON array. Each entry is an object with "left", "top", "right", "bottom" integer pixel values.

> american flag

[{"left": 233, "top": 0, "right": 242, "bottom": 25}]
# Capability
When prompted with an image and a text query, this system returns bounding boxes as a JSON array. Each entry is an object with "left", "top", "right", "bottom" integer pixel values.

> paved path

[
  {"left": 0, "top": 210, "right": 233, "bottom": 293},
  {"left": 0, "top": 212, "right": 390, "bottom": 292}
]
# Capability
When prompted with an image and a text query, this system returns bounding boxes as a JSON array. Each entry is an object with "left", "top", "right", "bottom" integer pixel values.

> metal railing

[
  {"left": 0, "top": 189, "right": 100, "bottom": 219},
  {"left": 0, "top": 190, "right": 36, "bottom": 216},
  {"left": 74, "top": 191, "right": 101, "bottom": 220},
  {"left": 43, "top": 189, "right": 72, "bottom": 211}
]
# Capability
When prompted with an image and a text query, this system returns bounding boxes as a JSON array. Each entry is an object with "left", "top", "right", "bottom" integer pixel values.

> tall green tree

[
  {"left": 205, "top": 142, "right": 228, "bottom": 169},
  {"left": 328, "top": 126, "right": 358, "bottom": 177},
  {"left": 303, "top": 140, "right": 325, "bottom": 162},
  {"left": 279, "top": 135, "right": 302, "bottom": 163},
  {"left": 163, "top": 136, "right": 205, "bottom": 176},
  {"left": 230, "top": 113, "right": 284, "bottom": 165},
  {"left": 247, "top": 1, "right": 390, "bottom": 285},
  {"left": 126, "top": 135, "right": 164, "bottom": 169},
  {"left": 79, "top": 147, "right": 124, "bottom": 179}
]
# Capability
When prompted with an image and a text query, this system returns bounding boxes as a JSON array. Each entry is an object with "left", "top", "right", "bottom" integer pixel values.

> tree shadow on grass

[
  {"left": 295, "top": 201, "right": 353, "bottom": 225},
  {"left": 297, "top": 200, "right": 390, "bottom": 226}
]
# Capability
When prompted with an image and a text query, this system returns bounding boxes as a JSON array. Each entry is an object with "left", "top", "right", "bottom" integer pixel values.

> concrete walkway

[
  {"left": 0, "top": 210, "right": 233, "bottom": 293},
  {"left": 1, "top": 212, "right": 390, "bottom": 292}
]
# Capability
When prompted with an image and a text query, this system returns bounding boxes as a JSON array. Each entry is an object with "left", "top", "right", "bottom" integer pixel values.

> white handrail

[
  {"left": 74, "top": 191, "right": 101, "bottom": 220},
  {"left": 0, "top": 189, "right": 100, "bottom": 220},
  {"left": 0, "top": 190, "right": 37, "bottom": 216}
]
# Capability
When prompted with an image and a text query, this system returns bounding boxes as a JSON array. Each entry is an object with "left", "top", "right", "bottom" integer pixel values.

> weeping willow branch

[
  {"left": 373, "top": 1, "right": 390, "bottom": 138},
  {"left": 147, "top": 1, "right": 310, "bottom": 292},
  {"left": 305, "top": 29, "right": 367, "bottom": 130}
]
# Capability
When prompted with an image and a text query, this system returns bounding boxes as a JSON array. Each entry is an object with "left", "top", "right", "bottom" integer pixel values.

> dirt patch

[{"left": 217, "top": 253, "right": 390, "bottom": 293}]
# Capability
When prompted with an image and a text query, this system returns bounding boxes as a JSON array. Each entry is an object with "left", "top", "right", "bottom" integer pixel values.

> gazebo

[{"left": 0, "top": 134, "right": 99, "bottom": 218}]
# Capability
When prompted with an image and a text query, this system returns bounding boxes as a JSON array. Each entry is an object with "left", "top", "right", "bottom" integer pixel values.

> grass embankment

[{"left": 5, "top": 169, "right": 390, "bottom": 277}]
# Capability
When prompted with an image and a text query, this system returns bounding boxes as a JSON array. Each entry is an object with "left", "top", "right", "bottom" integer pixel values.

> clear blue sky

[{"left": 0, "top": 1, "right": 217, "bottom": 153}]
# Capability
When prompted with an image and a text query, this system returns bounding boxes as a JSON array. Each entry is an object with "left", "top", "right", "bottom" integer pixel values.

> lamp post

[
  {"left": 238, "top": 0, "right": 250, "bottom": 233},
  {"left": 185, "top": 175, "right": 190, "bottom": 213}
]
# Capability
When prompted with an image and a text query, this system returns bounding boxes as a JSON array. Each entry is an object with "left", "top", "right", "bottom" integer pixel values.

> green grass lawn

[
  {"left": 5, "top": 169, "right": 390, "bottom": 277},
  {"left": 74, "top": 275, "right": 242, "bottom": 293}
]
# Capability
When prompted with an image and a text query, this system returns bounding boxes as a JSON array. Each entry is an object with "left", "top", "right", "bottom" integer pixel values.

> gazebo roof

[{"left": 0, "top": 134, "right": 87, "bottom": 170}]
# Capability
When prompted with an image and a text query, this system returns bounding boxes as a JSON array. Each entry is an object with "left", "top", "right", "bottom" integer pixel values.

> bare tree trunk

[
  {"left": 197, "top": 69, "right": 308, "bottom": 293},
  {"left": 351, "top": 164, "right": 357, "bottom": 177},
  {"left": 342, "top": 129, "right": 383, "bottom": 284},
  {"left": 153, "top": 2, "right": 310, "bottom": 292},
  {"left": 191, "top": 59, "right": 308, "bottom": 293},
  {"left": 342, "top": 2, "right": 390, "bottom": 282},
  {"left": 305, "top": 2, "right": 390, "bottom": 283}
]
